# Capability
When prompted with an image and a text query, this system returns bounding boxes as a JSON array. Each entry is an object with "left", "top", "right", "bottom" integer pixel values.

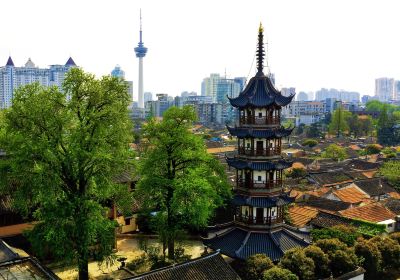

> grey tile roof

[
  {"left": 346, "top": 159, "right": 381, "bottom": 171},
  {"left": 204, "top": 226, "right": 310, "bottom": 261},
  {"left": 226, "top": 158, "right": 292, "bottom": 171},
  {"left": 353, "top": 178, "right": 395, "bottom": 197},
  {"left": 310, "top": 211, "right": 353, "bottom": 228},
  {"left": 125, "top": 251, "right": 241, "bottom": 280},
  {"left": 226, "top": 126, "right": 293, "bottom": 139},
  {"left": 383, "top": 198, "right": 400, "bottom": 215},
  {"left": 233, "top": 194, "right": 294, "bottom": 208},
  {"left": 228, "top": 76, "right": 294, "bottom": 108},
  {"left": 304, "top": 196, "right": 351, "bottom": 212}
]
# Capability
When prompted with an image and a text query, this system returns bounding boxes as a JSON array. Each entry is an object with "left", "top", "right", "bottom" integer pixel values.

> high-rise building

[
  {"left": 201, "top": 74, "right": 244, "bottom": 103},
  {"left": 296, "top": 91, "right": 308, "bottom": 101},
  {"left": 375, "top": 78, "right": 395, "bottom": 102},
  {"left": 144, "top": 92, "right": 152, "bottom": 103},
  {"left": 204, "top": 24, "right": 310, "bottom": 261},
  {"left": 111, "top": 65, "right": 125, "bottom": 79},
  {"left": 134, "top": 11, "right": 148, "bottom": 109},
  {"left": 315, "top": 88, "right": 360, "bottom": 103},
  {"left": 0, "top": 56, "right": 77, "bottom": 109},
  {"left": 281, "top": 87, "right": 296, "bottom": 97}
]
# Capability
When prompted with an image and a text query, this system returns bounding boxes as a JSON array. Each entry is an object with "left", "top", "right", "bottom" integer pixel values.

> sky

[{"left": 1, "top": 0, "right": 400, "bottom": 100}]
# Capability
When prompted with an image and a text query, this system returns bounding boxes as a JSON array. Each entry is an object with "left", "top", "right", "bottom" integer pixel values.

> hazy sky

[{"left": 1, "top": 0, "right": 400, "bottom": 99}]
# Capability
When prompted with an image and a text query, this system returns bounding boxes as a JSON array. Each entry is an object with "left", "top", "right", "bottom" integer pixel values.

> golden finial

[{"left": 259, "top": 22, "right": 264, "bottom": 33}]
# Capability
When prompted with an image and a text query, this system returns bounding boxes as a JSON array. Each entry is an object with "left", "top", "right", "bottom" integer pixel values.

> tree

[
  {"left": 245, "top": 254, "right": 274, "bottom": 280},
  {"left": 328, "top": 106, "right": 351, "bottom": 137},
  {"left": 0, "top": 69, "right": 133, "bottom": 279},
  {"left": 135, "top": 106, "right": 231, "bottom": 259},
  {"left": 377, "top": 105, "right": 398, "bottom": 146},
  {"left": 322, "top": 144, "right": 347, "bottom": 161},
  {"left": 263, "top": 267, "right": 298, "bottom": 280},
  {"left": 379, "top": 161, "right": 400, "bottom": 190},
  {"left": 305, "top": 123, "right": 323, "bottom": 138},
  {"left": 369, "top": 236, "right": 400, "bottom": 273},
  {"left": 365, "top": 144, "right": 382, "bottom": 155},
  {"left": 359, "top": 116, "right": 373, "bottom": 136},
  {"left": 347, "top": 113, "right": 362, "bottom": 137},
  {"left": 355, "top": 238, "right": 382, "bottom": 278},
  {"left": 286, "top": 168, "right": 307, "bottom": 179},
  {"left": 304, "top": 245, "right": 331, "bottom": 279},
  {"left": 279, "top": 248, "right": 315, "bottom": 280}
]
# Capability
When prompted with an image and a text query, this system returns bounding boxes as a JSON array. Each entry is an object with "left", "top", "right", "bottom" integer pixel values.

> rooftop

[
  {"left": 353, "top": 178, "right": 396, "bottom": 197},
  {"left": 332, "top": 185, "right": 370, "bottom": 204},
  {"left": 304, "top": 195, "right": 351, "bottom": 213},
  {"left": 288, "top": 206, "right": 318, "bottom": 227},
  {"left": 339, "top": 203, "right": 396, "bottom": 223},
  {"left": 125, "top": 251, "right": 241, "bottom": 280}
]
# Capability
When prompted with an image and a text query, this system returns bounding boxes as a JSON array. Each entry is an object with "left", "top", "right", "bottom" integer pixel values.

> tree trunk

[
  {"left": 168, "top": 238, "right": 175, "bottom": 260},
  {"left": 78, "top": 257, "right": 89, "bottom": 280}
]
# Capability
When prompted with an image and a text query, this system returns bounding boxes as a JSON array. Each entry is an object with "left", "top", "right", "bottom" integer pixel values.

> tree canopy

[
  {"left": 0, "top": 68, "right": 133, "bottom": 280},
  {"left": 322, "top": 144, "right": 348, "bottom": 161},
  {"left": 135, "top": 106, "right": 231, "bottom": 259}
]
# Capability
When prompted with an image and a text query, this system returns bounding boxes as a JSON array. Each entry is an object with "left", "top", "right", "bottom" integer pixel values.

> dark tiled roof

[
  {"left": 228, "top": 76, "right": 294, "bottom": 108},
  {"left": 346, "top": 159, "right": 381, "bottom": 171},
  {"left": 310, "top": 211, "right": 353, "bottom": 228},
  {"left": 126, "top": 251, "right": 241, "bottom": 280},
  {"left": 353, "top": 178, "right": 395, "bottom": 197},
  {"left": 0, "top": 239, "right": 60, "bottom": 279},
  {"left": 226, "top": 158, "right": 292, "bottom": 171},
  {"left": 308, "top": 172, "right": 353, "bottom": 186},
  {"left": 5, "top": 56, "right": 14, "bottom": 66},
  {"left": 382, "top": 198, "right": 400, "bottom": 215},
  {"left": 205, "top": 226, "right": 310, "bottom": 261},
  {"left": 233, "top": 194, "right": 294, "bottom": 208},
  {"left": 65, "top": 57, "right": 76, "bottom": 66},
  {"left": 304, "top": 196, "right": 351, "bottom": 212},
  {"left": 226, "top": 126, "right": 293, "bottom": 139},
  {"left": 293, "top": 157, "right": 315, "bottom": 166}
]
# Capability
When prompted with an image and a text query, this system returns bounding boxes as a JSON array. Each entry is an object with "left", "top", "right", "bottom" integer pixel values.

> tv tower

[{"left": 134, "top": 10, "right": 148, "bottom": 109}]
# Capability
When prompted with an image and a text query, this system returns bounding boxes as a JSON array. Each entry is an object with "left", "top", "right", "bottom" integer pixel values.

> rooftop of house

[
  {"left": 207, "top": 146, "right": 236, "bottom": 154},
  {"left": 0, "top": 239, "right": 60, "bottom": 279},
  {"left": 382, "top": 198, "right": 400, "bottom": 215},
  {"left": 346, "top": 159, "right": 381, "bottom": 171},
  {"left": 308, "top": 172, "right": 353, "bottom": 187},
  {"left": 125, "top": 251, "right": 241, "bottom": 280},
  {"left": 332, "top": 186, "right": 370, "bottom": 204},
  {"left": 339, "top": 203, "right": 396, "bottom": 223},
  {"left": 304, "top": 195, "right": 352, "bottom": 213},
  {"left": 310, "top": 211, "right": 354, "bottom": 229},
  {"left": 352, "top": 178, "right": 396, "bottom": 197},
  {"left": 288, "top": 206, "right": 318, "bottom": 227}
]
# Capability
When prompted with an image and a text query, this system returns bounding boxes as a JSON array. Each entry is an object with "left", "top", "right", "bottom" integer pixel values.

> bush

[
  {"left": 302, "top": 139, "right": 318, "bottom": 148},
  {"left": 365, "top": 144, "right": 382, "bottom": 155},
  {"left": 279, "top": 248, "right": 315, "bottom": 280},
  {"left": 304, "top": 245, "right": 331, "bottom": 279},
  {"left": 263, "top": 267, "right": 298, "bottom": 280},
  {"left": 286, "top": 168, "right": 307, "bottom": 179},
  {"left": 245, "top": 254, "right": 274, "bottom": 280}
]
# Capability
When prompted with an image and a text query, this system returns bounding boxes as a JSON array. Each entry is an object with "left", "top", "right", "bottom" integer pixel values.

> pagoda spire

[{"left": 257, "top": 23, "right": 265, "bottom": 76}]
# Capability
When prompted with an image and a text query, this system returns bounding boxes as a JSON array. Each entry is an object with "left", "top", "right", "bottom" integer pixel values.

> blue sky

[{"left": 1, "top": 0, "right": 399, "bottom": 99}]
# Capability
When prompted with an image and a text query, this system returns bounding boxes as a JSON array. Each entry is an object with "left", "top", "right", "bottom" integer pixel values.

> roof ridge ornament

[{"left": 257, "top": 23, "right": 265, "bottom": 76}]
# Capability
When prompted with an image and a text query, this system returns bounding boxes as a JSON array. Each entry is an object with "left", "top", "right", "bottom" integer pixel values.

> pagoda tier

[
  {"left": 227, "top": 126, "right": 293, "bottom": 139},
  {"left": 226, "top": 157, "right": 292, "bottom": 170},
  {"left": 228, "top": 76, "right": 295, "bottom": 108}
]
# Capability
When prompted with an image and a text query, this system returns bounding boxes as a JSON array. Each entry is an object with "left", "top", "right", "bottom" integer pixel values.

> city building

[
  {"left": 111, "top": 65, "right": 133, "bottom": 102},
  {"left": 204, "top": 24, "right": 310, "bottom": 261},
  {"left": 296, "top": 91, "right": 309, "bottom": 101},
  {"left": 144, "top": 91, "right": 152, "bottom": 103},
  {"left": 375, "top": 77, "right": 395, "bottom": 102},
  {"left": 146, "top": 93, "right": 174, "bottom": 118},
  {"left": 0, "top": 56, "right": 77, "bottom": 109},
  {"left": 134, "top": 11, "right": 148, "bottom": 109},
  {"left": 201, "top": 74, "right": 245, "bottom": 103},
  {"left": 282, "top": 101, "right": 325, "bottom": 125},
  {"left": 281, "top": 87, "right": 296, "bottom": 97},
  {"left": 315, "top": 88, "right": 360, "bottom": 103},
  {"left": 180, "top": 91, "right": 197, "bottom": 98}
]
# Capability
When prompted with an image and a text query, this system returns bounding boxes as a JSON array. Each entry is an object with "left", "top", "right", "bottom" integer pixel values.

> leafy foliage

[
  {"left": 263, "top": 267, "right": 298, "bottom": 280},
  {"left": 135, "top": 106, "right": 231, "bottom": 259},
  {"left": 311, "top": 225, "right": 361, "bottom": 246},
  {"left": 244, "top": 254, "right": 274, "bottom": 280},
  {"left": 328, "top": 107, "right": 351, "bottom": 136},
  {"left": 322, "top": 144, "right": 348, "bottom": 161},
  {"left": 303, "top": 245, "right": 330, "bottom": 279},
  {"left": 0, "top": 69, "right": 133, "bottom": 279},
  {"left": 279, "top": 248, "right": 315, "bottom": 280},
  {"left": 301, "top": 139, "right": 318, "bottom": 148},
  {"left": 379, "top": 161, "right": 400, "bottom": 189}
]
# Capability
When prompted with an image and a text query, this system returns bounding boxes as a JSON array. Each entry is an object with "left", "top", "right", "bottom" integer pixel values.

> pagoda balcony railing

[
  {"left": 237, "top": 179, "right": 282, "bottom": 189},
  {"left": 235, "top": 214, "right": 282, "bottom": 225},
  {"left": 238, "top": 147, "right": 281, "bottom": 157},
  {"left": 239, "top": 116, "right": 280, "bottom": 126}
]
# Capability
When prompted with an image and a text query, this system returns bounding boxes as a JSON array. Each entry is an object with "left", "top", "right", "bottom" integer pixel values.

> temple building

[{"left": 204, "top": 24, "right": 310, "bottom": 261}]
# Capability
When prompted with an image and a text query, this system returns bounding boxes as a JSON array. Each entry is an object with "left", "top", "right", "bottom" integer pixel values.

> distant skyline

[{"left": 1, "top": 0, "right": 400, "bottom": 100}]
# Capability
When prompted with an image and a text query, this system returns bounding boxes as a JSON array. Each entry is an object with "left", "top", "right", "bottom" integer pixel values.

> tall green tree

[
  {"left": 279, "top": 248, "right": 315, "bottom": 280},
  {"left": 135, "top": 106, "right": 230, "bottom": 259},
  {"left": 322, "top": 144, "right": 348, "bottom": 161},
  {"left": 328, "top": 106, "right": 351, "bottom": 137},
  {"left": 0, "top": 69, "right": 133, "bottom": 280}
]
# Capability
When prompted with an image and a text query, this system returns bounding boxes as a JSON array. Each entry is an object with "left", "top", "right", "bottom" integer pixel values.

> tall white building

[
  {"left": 375, "top": 78, "right": 395, "bottom": 102},
  {"left": 0, "top": 56, "right": 77, "bottom": 109},
  {"left": 315, "top": 88, "right": 360, "bottom": 103},
  {"left": 201, "top": 73, "right": 245, "bottom": 103}
]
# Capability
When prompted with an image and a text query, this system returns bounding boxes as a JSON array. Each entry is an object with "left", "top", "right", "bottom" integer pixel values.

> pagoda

[{"left": 204, "top": 24, "right": 310, "bottom": 261}]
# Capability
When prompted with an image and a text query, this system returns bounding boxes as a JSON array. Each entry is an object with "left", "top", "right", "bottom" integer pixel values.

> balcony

[
  {"left": 235, "top": 214, "right": 283, "bottom": 226},
  {"left": 239, "top": 116, "right": 280, "bottom": 126},
  {"left": 238, "top": 147, "right": 281, "bottom": 157}
]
